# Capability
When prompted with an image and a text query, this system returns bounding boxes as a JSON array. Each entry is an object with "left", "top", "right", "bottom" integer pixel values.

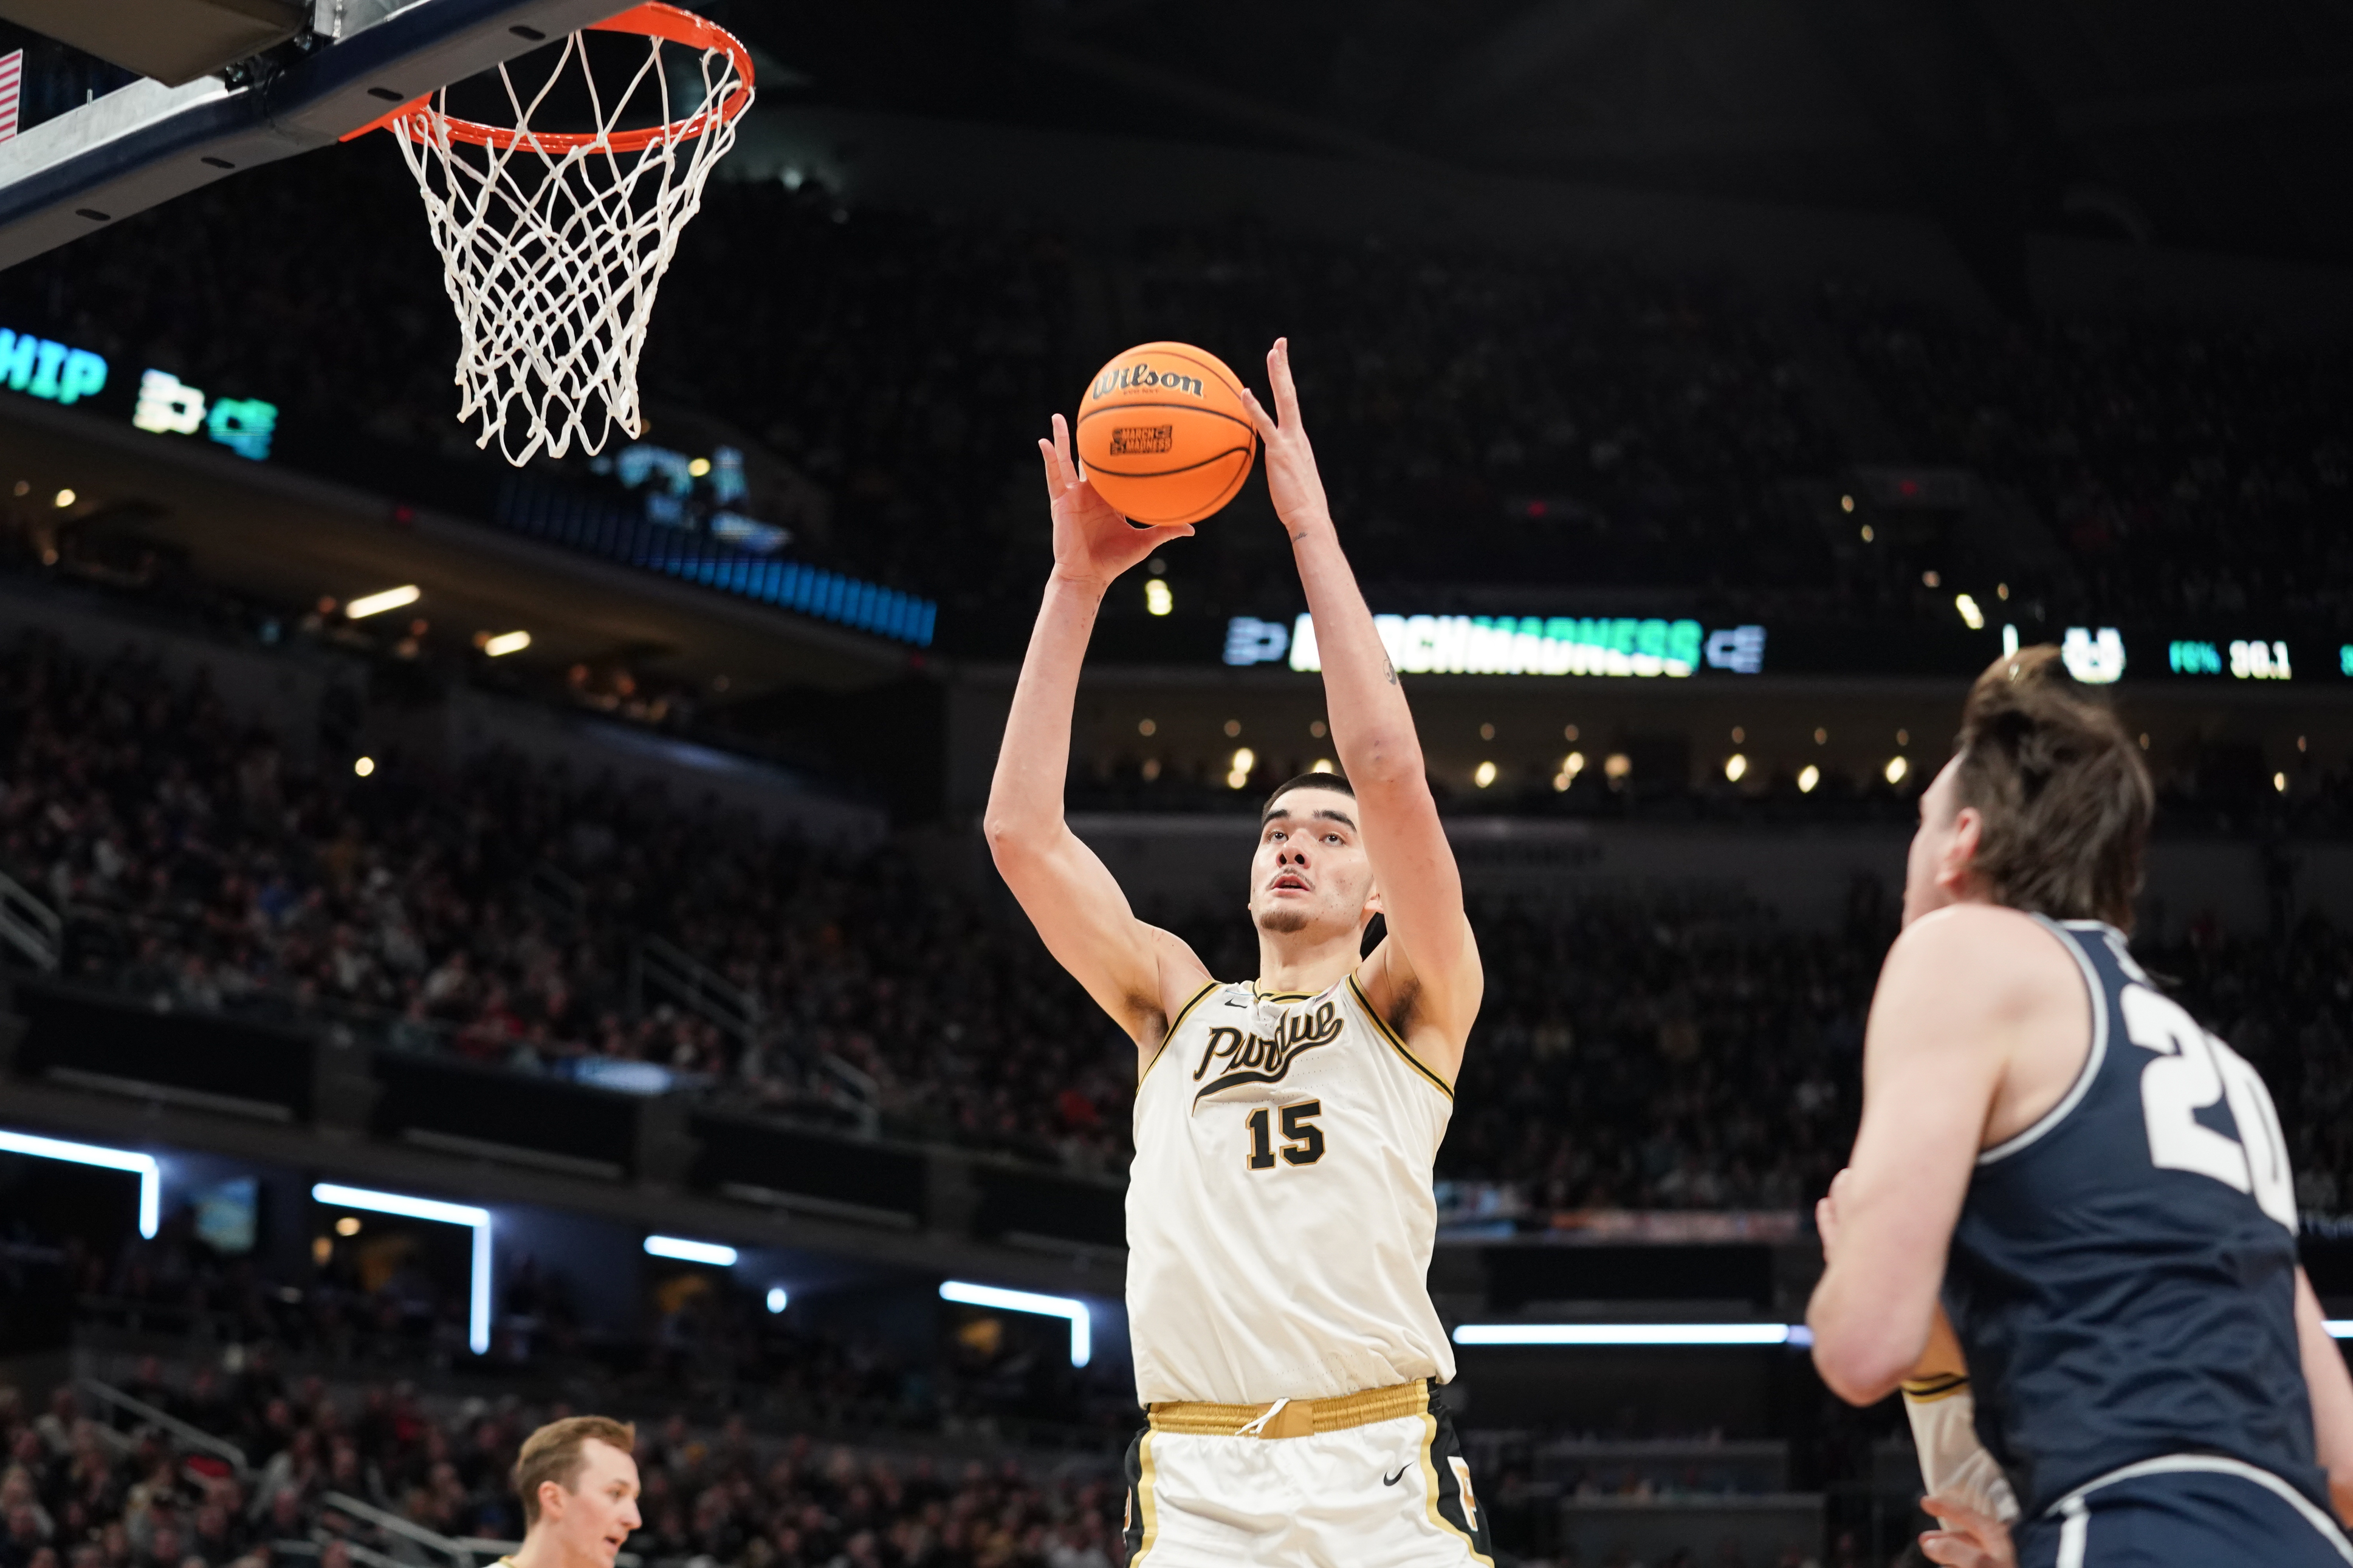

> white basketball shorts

[{"left": 1121, "top": 1381, "right": 1493, "bottom": 1568}]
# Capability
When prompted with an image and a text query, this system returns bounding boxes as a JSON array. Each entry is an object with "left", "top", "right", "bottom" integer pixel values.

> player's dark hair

[
  {"left": 1260, "top": 771, "right": 1354, "bottom": 823},
  {"left": 1952, "top": 645, "right": 2152, "bottom": 931}
]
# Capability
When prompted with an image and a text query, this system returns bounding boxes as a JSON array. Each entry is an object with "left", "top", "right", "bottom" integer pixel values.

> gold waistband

[{"left": 1147, "top": 1380, "right": 1431, "bottom": 1439}]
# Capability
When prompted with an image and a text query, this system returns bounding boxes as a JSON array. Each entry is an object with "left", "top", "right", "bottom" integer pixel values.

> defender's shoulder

[
  {"left": 1881, "top": 905, "right": 2085, "bottom": 1021},
  {"left": 1893, "top": 903, "right": 2070, "bottom": 964}
]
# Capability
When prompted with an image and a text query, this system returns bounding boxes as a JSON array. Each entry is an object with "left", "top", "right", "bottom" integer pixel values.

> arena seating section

[
  {"left": 0, "top": 151, "right": 2343, "bottom": 637},
  {"left": 0, "top": 1369, "right": 1125, "bottom": 1568},
  {"left": 5, "top": 634, "right": 2350, "bottom": 1212}
]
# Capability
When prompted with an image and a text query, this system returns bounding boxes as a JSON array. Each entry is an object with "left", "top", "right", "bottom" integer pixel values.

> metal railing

[
  {"left": 522, "top": 860, "right": 585, "bottom": 930},
  {"left": 320, "top": 1492, "right": 492, "bottom": 1568},
  {"left": 315, "top": 1498, "right": 637, "bottom": 1568},
  {"left": 630, "top": 933, "right": 761, "bottom": 1046},
  {"left": 79, "top": 1377, "right": 252, "bottom": 1477},
  {"left": 0, "top": 866, "right": 61, "bottom": 970},
  {"left": 819, "top": 1052, "right": 882, "bottom": 1138},
  {"left": 272, "top": 1537, "right": 407, "bottom": 1568}
]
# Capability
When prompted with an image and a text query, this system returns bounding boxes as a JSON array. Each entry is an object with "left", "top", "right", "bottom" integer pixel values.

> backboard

[{"left": 0, "top": 0, "right": 638, "bottom": 272}]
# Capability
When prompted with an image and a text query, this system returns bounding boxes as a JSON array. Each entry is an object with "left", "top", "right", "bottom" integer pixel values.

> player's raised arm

[
  {"left": 983, "top": 416, "right": 1211, "bottom": 1050},
  {"left": 1242, "top": 339, "right": 1482, "bottom": 1077}
]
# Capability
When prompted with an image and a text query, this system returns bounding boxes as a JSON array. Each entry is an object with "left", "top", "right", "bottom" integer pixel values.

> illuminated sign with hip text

[
  {"left": 0, "top": 327, "right": 105, "bottom": 406},
  {"left": 1224, "top": 614, "right": 1766, "bottom": 677}
]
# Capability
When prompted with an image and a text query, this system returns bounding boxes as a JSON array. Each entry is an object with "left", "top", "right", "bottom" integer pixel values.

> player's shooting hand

[
  {"left": 1816, "top": 1168, "right": 1851, "bottom": 1262},
  {"left": 1039, "top": 411, "right": 1191, "bottom": 593},
  {"left": 1239, "top": 338, "right": 1336, "bottom": 544},
  {"left": 1919, "top": 1494, "right": 2016, "bottom": 1568}
]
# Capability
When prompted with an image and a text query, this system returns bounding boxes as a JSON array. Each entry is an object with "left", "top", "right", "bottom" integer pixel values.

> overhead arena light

[
  {"left": 312, "top": 1182, "right": 492, "bottom": 1354},
  {"left": 2330, "top": 1321, "right": 2353, "bottom": 1340},
  {"left": 1453, "top": 1323, "right": 1808, "bottom": 1347},
  {"left": 644, "top": 1235, "right": 738, "bottom": 1267},
  {"left": 481, "top": 630, "right": 532, "bottom": 657},
  {"left": 939, "top": 1281, "right": 1092, "bottom": 1368},
  {"left": 346, "top": 584, "right": 422, "bottom": 618},
  {"left": 0, "top": 1129, "right": 160, "bottom": 1238}
]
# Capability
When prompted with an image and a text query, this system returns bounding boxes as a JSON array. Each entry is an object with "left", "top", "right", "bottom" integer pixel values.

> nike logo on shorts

[{"left": 1382, "top": 1465, "right": 1408, "bottom": 1485}]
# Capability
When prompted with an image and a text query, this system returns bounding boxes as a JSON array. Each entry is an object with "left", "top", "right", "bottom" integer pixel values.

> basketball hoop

[{"left": 346, "top": 4, "right": 754, "bottom": 465}]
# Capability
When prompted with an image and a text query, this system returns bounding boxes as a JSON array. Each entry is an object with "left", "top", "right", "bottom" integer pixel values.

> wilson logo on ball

[{"left": 1090, "top": 362, "right": 1206, "bottom": 400}]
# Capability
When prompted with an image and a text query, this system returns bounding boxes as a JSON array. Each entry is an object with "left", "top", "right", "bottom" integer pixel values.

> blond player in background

[{"left": 501, "top": 1416, "right": 642, "bottom": 1568}]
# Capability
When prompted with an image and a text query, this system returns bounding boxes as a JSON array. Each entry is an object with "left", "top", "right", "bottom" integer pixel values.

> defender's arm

[
  {"left": 984, "top": 417, "right": 1209, "bottom": 1048},
  {"left": 1808, "top": 911, "right": 2016, "bottom": 1403},
  {"left": 2294, "top": 1268, "right": 2353, "bottom": 1523},
  {"left": 1242, "top": 338, "right": 1480, "bottom": 1075}
]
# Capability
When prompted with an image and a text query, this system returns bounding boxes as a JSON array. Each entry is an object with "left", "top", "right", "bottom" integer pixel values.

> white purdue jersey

[{"left": 1127, "top": 971, "right": 1457, "bottom": 1406}]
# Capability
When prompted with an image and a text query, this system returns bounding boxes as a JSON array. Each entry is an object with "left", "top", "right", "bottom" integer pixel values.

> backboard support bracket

[{"left": 0, "top": 0, "right": 634, "bottom": 273}]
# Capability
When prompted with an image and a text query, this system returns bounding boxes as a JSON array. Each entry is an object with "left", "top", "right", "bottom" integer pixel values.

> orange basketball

[{"left": 1073, "top": 342, "right": 1257, "bottom": 526}]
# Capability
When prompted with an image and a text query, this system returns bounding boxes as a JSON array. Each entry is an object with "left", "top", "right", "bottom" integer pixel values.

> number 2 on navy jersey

[{"left": 2120, "top": 985, "right": 2296, "bottom": 1230}]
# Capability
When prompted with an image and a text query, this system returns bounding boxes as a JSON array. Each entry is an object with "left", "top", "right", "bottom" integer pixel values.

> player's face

[
  {"left": 543, "top": 1440, "right": 641, "bottom": 1568},
  {"left": 1903, "top": 756, "right": 1973, "bottom": 926},
  {"left": 1249, "top": 788, "right": 1377, "bottom": 941}
]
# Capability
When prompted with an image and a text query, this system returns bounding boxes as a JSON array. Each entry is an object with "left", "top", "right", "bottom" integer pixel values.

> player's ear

[
  {"left": 1939, "top": 805, "right": 1983, "bottom": 894},
  {"left": 1362, "top": 883, "right": 1384, "bottom": 920}
]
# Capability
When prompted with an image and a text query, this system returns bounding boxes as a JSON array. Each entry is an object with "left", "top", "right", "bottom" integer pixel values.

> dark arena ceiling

[{"left": 735, "top": 0, "right": 2353, "bottom": 296}]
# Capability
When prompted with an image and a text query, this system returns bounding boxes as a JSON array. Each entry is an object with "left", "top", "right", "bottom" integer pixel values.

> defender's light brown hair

[
  {"left": 1951, "top": 645, "right": 2152, "bottom": 930},
  {"left": 512, "top": 1416, "right": 636, "bottom": 1527}
]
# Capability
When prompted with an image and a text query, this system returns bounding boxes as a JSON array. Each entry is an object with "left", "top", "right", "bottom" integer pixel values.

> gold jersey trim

[
  {"left": 1417, "top": 1410, "right": 1496, "bottom": 1567},
  {"left": 1901, "top": 1372, "right": 1971, "bottom": 1403},
  {"left": 1348, "top": 973, "right": 1454, "bottom": 1099},
  {"left": 1129, "top": 1431, "right": 1162, "bottom": 1564},
  {"left": 1141, "top": 980, "right": 1221, "bottom": 1081}
]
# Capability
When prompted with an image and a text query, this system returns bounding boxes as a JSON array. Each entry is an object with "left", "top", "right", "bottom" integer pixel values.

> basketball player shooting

[
  {"left": 1806, "top": 648, "right": 2353, "bottom": 1568},
  {"left": 986, "top": 339, "right": 1492, "bottom": 1567}
]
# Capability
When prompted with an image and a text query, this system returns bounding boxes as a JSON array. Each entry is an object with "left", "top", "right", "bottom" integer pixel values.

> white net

[{"left": 388, "top": 24, "right": 751, "bottom": 465}]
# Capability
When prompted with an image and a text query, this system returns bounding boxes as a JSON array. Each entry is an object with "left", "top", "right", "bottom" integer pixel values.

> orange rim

[{"left": 340, "top": 3, "right": 753, "bottom": 151}]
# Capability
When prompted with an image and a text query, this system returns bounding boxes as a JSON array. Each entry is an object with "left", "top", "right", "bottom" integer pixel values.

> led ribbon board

[
  {"left": 1225, "top": 614, "right": 1767, "bottom": 677},
  {"left": 2062, "top": 627, "right": 2330, "bottom": 684},
  {"left": 131, "top": 369, "right": 277, "bottom": 460},
  {"left": 2166, "top": 637, "right": 2295, "bottom": 681},
  {"left": 0, "top": 323, "right": 278, "bottom": 460},
  {"left": 0, "top": 328, "right": 104, "bottom": 405}
]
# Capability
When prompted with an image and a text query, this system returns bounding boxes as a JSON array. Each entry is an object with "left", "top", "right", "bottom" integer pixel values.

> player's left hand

[
  {"left": 1816, "top": 1167, "right": 1851, "bottom": 1262},
  {"left": 1240, "top": 338, "right": 1336, "bottom": 543},
  {"left": 1919, "top": 1493, "right": 2016, "bottom": 1568}
]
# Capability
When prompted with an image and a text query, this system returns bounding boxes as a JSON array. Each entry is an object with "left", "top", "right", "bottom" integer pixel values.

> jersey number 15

[
  {"left": 2122, "top": 985, "right": 2297, "bottom": 1231},
  {"left": 1245, "top": 1101, "right": 1325, "bottom": 1171}
]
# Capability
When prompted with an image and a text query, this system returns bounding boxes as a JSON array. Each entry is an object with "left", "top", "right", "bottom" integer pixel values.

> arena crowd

[
  {"left": 0, "top": 1373, "right": 1123, "bottom": 1568},
  {"left": 1, "top": 148, "right": 2343, "bottom": 640},
  {"left": 5, "top": 632, "right": 2351, "bottom": 1214}
]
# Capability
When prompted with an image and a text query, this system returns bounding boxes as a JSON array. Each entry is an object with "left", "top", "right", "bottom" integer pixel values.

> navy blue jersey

[{"left": 1943, "top": 917, "right": 2323, "bottom": 1521}]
